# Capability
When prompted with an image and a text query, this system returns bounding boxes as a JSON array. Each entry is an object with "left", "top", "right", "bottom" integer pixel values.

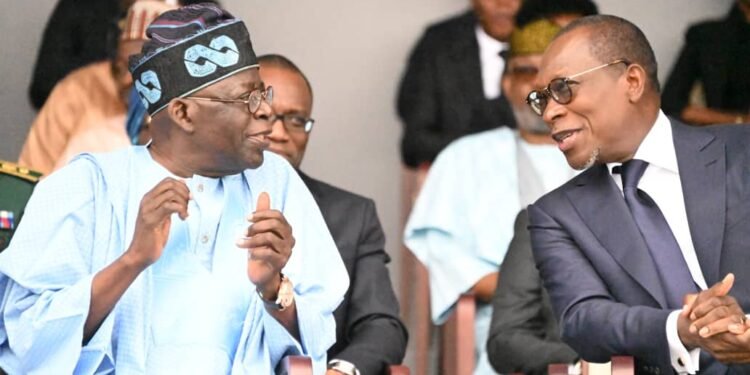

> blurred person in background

[
  {"left": 18, "top": 0, "right": 177, "bottom": 175},
  {"left": 483, "top": 5, "right": 600, "bottom": 374},
  {"left": 404, "top": 17, "right": 576, "bottom": 375},
  {"left": 260, "top": 54, "right": 408, "bottom": 375},
  {"left": 28, "top": 0, "right": 217, "bottom": 110},
  {"left": 662, "top": 0, "right": 750, "bottom": 125},
  {"left": 397, "top": 0, "right": 522, "bottom": 172}
]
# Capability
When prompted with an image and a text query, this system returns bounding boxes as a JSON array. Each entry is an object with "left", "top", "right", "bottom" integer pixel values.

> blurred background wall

[{"left": 0, "top": 0, "right": 733, "bottom": 369}]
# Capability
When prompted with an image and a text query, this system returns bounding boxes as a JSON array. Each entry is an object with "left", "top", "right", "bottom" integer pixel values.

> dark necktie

[
  {"left": 618, "top": 159, "right": 698, "bottom": 308},
  {"left": 498, "top": 49, "right": 509, "bottom": 61}
]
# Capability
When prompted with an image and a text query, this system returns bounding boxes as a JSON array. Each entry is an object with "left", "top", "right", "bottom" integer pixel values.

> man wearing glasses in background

[
  {"left": 0, "top": 5, "right": 347, "bottom": 374},
  {"left": 527, "top": 14, "right": 750, "bottom": 375},
  {"left": 259, "top": 54, "right": 408, "bottom": 375},
  {"left": 404, "top": 18, "right": 576, "bottom": 375}
]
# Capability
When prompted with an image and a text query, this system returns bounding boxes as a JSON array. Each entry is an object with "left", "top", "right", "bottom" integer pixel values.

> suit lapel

[
  {"left": 672, "top": 120, "right": 726, "bottom": 285},
  {"left": 565, "top": 165, "right": 668, "bottom": 307}
]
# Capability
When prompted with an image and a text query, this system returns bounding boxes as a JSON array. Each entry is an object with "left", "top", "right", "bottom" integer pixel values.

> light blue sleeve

[
  {"left": 239, "top": 152, "right": 349, "bottom": 374},
  {"left": 404, "top": 132, "right": 519, "bottom": 324},
  {"left": 0, "top": 158, "right": 121, "bottom": 374}
]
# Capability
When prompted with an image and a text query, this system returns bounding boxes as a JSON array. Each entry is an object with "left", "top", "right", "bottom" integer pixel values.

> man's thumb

[
  {"left": 717, "top": 273, "right": 735, "bottom": 296},
  {"left": 256, "top": 192, "right": 271, "bottom": 212}
]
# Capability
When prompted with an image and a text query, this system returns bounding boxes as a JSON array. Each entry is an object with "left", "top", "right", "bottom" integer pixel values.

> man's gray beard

[
  {"left": 574, "top": 147, "right": 600, "bottom": 170},
  {"left": 513, "top": 106, "right": 550, "bottom": 135}
]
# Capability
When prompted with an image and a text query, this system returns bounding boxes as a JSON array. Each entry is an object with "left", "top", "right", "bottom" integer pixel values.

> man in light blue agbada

[
  {"left": 404, "top": 18, "right": 576, "bottom": 374},
  {"left": 0, "top": 4, "right": 348, "bottom": 374}
]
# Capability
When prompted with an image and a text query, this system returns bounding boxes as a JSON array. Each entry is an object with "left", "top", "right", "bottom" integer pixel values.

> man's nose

[
  {"left": 542, "top": 97, "right": 566, "bottom": 124},
  {"left": 254, "top": 96, "right": 273, "bottom": 118},
  {"left": 251, "top": 100, "right": 275, "bottom": 130}
]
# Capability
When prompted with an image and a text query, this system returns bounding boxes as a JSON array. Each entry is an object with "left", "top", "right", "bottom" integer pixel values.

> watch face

[
  {"left": 276, "top": 274, "right": 294, "bottom": 310},
  {"left": 328, "top": 360, "right": 360, "bottom": 375}
]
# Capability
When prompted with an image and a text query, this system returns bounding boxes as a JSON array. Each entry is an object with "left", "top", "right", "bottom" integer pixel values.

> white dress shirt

[
  {"left": 607, "top": 110, "right": 705, "bottom": 374},
  {"left": 474, "top": 25, "right": 507, "bottom": 100}
]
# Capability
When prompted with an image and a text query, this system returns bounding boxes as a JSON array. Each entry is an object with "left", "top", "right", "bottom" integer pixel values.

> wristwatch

[
  {"left": 257, "top": 273, "right": 294, "bottom": 311},
  {"left": 328, "top": 359, "right": 360, "bottom": 375}
]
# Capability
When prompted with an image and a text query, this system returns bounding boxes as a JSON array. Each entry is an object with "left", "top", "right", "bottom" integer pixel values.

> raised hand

[
  {"left": 126, "top": 177, "right": 190, "bottom": 268},
  {"left": 236, "top": 192, "right": 295, "bottom": 298}
]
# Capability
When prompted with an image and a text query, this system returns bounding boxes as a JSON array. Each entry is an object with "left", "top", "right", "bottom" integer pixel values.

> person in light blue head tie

[{"left": 0, "top": 3, "right": 348, "bottom": 374}]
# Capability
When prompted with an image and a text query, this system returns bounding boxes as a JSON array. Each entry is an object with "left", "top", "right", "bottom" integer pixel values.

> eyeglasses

[
  {"left": 188, "top": 86, "right": 274, "bottom": 115},
  {"left": 526, "top": 59, "right": 630, "bottom": 116},
  {"left": 268, "top": 112, "right": 315, "bottom": 134}
]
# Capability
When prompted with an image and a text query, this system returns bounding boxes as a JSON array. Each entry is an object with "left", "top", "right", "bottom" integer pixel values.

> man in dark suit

[
  {"left": 396, "top": 0, "right": 521, "bottom": 169},
  {"left": 527, "top": 15, "right": 750, "bottom": 374},
  {"left": 487, "top": 210, "right": 578, "bottom": 374},
  {"left": 662, "top": 1, "right": 750, "bottom": 126},
  {"left": 258, "top": 54, "right": 408, "bottom": 375}
]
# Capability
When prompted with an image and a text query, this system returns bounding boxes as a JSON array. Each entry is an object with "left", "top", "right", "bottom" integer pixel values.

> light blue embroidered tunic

[
  {"left": 0, "top": 146, "right": 348, "bottom": 374},
  {"left": 404, "top": 127, "right": 575, "bottom": 374}
]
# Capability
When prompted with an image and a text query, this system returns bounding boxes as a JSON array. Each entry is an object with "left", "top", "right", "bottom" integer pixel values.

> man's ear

[
  {"left": 624, "top": 63, "right": 647, "bottom": 103},
  {"left": 166, "top": 98, "right": 196, "bottom": 134}
]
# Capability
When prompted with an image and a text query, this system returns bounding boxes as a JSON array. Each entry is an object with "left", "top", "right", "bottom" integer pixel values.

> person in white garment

[{"left": 404, "top": 18, "right": 576, "bottom": 374}]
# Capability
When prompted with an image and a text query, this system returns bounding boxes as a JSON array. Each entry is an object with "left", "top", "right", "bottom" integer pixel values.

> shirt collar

[
  {"left": 139, "top": 145, "right": 228, "bottom": 194},
  {"left": 607, "top": 110, "right": 677, "bottom": 174},
  {"left": 474, "top": 25, "right": 507, "bottom": 56}
]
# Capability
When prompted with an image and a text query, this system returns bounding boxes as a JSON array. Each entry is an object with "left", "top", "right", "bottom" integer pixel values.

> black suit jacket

[
  {"left": 397, "top": 10, "right": 516, "bottom": 168},
  {"left": 300, "top": 172, "right": 408, "bottom": 374},
  {"left": 487, "top": 210, "right": 578, "bottom": 375},
  {"left": 529, "top": 119, "right": 750, "bottom": 375},
  {"left": 662, "top": 6, "right": 750, "bottom": 117}
]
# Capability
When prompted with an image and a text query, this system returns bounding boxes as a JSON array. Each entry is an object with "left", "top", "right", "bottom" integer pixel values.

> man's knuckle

[{"left": 718, "top": 306, "right": 731, "bottom": 316}]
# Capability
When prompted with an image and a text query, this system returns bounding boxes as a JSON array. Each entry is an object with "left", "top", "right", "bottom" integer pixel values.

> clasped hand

[{"left": 678, "top": 273, "right": 750, "bottom": 363}]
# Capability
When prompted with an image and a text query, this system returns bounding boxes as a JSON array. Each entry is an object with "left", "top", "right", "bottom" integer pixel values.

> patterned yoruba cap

[
  {"left": 128, "top": 3, "right": 258, "bottom": 115},
  {"left": 509, "top": 18, "right": 562, "bottom": 57}
]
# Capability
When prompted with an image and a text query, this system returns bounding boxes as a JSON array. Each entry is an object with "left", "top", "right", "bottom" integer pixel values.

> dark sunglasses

[{"left": 526, "top": 59, "right": 630, "bottom": 116}]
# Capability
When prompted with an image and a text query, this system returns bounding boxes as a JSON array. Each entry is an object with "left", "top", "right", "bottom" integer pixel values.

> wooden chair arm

[
  {"left": 441, "top": 293, "right": 476, "bottom": 375},
  {"left": 611, "top": 356, "right": 634, "bottom": 375},
  {"left": 549, "top": 356, "right": 635, "bottom": 375},
  {"left": 387, "top": 364, "right": 411, "bottom": 375}
]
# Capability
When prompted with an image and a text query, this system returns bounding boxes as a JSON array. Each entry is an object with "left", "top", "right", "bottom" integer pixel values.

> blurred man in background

[
  {"left": 260, "top": 54, "right": 408, "bottom": 375},
  {"left": 397, "top": 0, "right": 521, "bottom": 171},
  {"left": 404, "top": 17, "right": 576, "bottom": 375}
]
